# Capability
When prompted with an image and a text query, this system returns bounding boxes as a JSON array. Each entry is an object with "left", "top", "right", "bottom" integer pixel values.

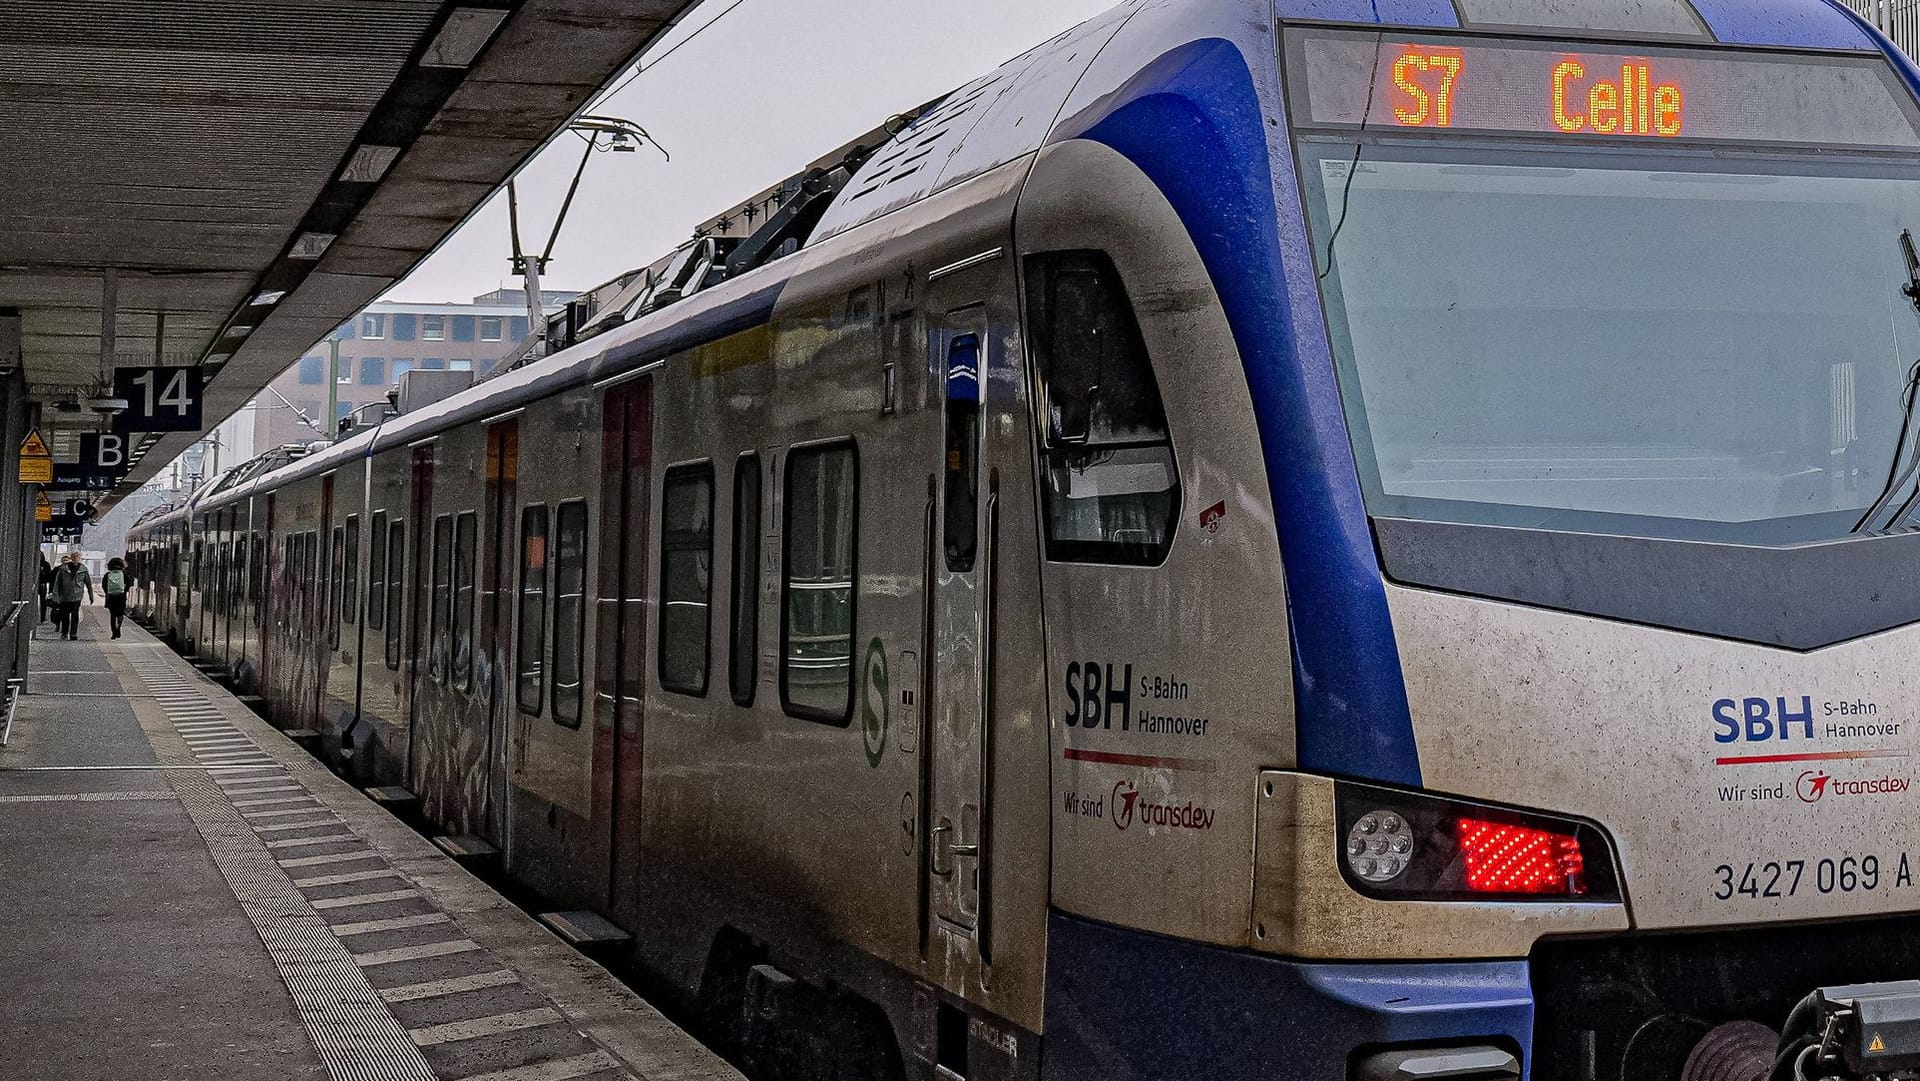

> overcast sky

[{"left": 384, "top": 0, "right": 1117, "bottom": 303}]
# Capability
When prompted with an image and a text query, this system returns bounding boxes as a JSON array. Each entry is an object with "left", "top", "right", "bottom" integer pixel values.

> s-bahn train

[{"left": 127, "top": 1, "right": 1920, "bottom": 1077}]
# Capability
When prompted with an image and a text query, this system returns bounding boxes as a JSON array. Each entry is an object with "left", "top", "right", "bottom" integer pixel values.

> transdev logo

[
  {"left": 1797, "top": 770, "right": 1908, "bottom": 804},
  {"left": 1110, "top": 779, "right": 1215, "bottom": 832}
]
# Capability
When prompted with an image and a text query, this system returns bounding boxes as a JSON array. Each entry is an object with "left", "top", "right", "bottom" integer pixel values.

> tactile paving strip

[{"left": 118, "top": 645, "right": 641, "bottom": 1081}]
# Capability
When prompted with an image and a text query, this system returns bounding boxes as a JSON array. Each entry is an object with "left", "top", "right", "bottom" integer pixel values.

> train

[{"left": 125, "top": 0, "right": 1920, "bottom": 1077}]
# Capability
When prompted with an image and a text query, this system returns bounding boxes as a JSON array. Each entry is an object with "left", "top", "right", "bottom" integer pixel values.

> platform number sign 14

[{"left": 113, "top": 365, "right": 203, "bottom": 433}]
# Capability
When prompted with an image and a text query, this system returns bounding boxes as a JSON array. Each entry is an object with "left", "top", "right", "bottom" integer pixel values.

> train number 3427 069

[{"left": 1711, "top": 854, "right": 1917, "bottom": 901}]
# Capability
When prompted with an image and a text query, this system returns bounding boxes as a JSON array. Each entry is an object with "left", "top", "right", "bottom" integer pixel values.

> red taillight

[{"left": 1455, "top": 818, "right": 1587, "bottom": 896}]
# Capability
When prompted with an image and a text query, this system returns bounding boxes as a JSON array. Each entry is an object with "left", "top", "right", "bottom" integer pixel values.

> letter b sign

[{"left": 81, "top": 434, "right": 129, "bottom": 473}]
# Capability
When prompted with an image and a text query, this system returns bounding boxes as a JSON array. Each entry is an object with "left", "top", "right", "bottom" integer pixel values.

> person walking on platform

[
  {"left": 36, "top": 554, "right": 52, "bottom": 624},
  {"left": 102, "top": 557, "right": 129, "bottom": 640},
  {"left": 50, "top": 553, "right": 93, "bottom": 640}
]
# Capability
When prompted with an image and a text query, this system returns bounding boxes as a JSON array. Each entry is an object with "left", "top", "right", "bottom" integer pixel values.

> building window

[
  {"left": 453, "top": 315, "right": 476, "bottom": 342},
  {"left": 359, "top": 357, "right": 385, "bottom": 386},
  {"left": 429, "top": 515, "right": 452, "bottom": 684},
  {"left": 343, "top": 516, "right": 360, "bottom": 626},
  {"left": 390, "top": 359, "right": 414, "bottom": 381},
  {"left": 368, "top": 511, "right": 387, "bottom": 633},
  {"left": 517, "top": 505, "right": 549, "bottom": 716},
  {"left": 362, "top": 314, "right": 385, "bottom": 340},
  {"left": 453, "top": 512, "right": 476, "bottom": 692},
  {"left": 1026, "top": 251, "right": 1180, "bottom": 565},
  {"left": 481, "top": 317, "right": 504, "bottom": 342},
  {"left": 336, "top": 363, "right": 353, "bottom": 385},
  {"left": 510, "top": 317, "right": 530, "bottom": 340},
  {"left": 421, "top": 357, "right": 446, "bottom": 370},
  {"left": 335, "top": 401, "right": 352, "bottom": 423},
  {"left": 392, "top": 314, "right": 417, "bottom": 341},
  {"left": 298, "top": 356, "right": 324, "bottom": 384},
  {"left": 423, "top": 314, "right": 446, "bottom": 341},
  {"left": 659, "top": 463, "right": 714, "bottom": 697},
  {"left": 449, "top": 359, "right": 473, "bottom": 372},
  {"left": 552, "top": 501, "right": 588, "bottom": 727},
  {"left": 384, "top": 522, "right": 405, "bottom": 670},
  {"left": 730, "top": 454, "right": 762, "bottom": 707},
  {"left": 782, "top": 443, "right": 857, "bottom": 724}
]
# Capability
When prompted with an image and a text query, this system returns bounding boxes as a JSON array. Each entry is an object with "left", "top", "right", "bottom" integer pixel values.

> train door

[
  {"left": 313, "top": 475, "right": 335, "bottom": 729},
  {"left": 259, "top": 495, "right": 275, "bottom": 698},
  {"left": 481, "top": 421, "right": 519, "bottom": 842},
  {"left": 594, "top": 378, "right": 653, "bottom": 927},
  {"left": 406, "top": 445, "right": 434, "bottom": 784},
  {"left": 926, "top": 291, "right": 995, "bottom": 980},
  {"left": 915, "top": 252, "right": 1051, "bottom": 1026}
]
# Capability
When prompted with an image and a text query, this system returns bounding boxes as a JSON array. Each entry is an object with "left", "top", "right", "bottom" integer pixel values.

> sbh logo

[{"left": 1713, "top": 696, "right": 1815, "bottom": 744}]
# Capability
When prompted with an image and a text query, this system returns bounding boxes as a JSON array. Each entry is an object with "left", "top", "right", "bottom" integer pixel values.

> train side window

[
  {"left": 429, "top": 515, "right": 452, "bottom": 684},
  {"left": 781, "top": 443, "right": 858, "bottom": 725},
  {"left": 453, "top": 511, "right": 476, "bottom": 692},
  {"left": 729, "top": 454, "right": 762, "bottom": 707},
  {"left": 659, "top": 463, "right": 714, "bottom": 698},
  {"left": 384, "top": 522, "right": 405, "bottom": 670},
  {"left": 343, "top": 516, "right": 360, "bottom": 626},
  {"left": 517, "top": 505, "right": 549, "bottom": 716},
  {"left": 368, "top": 512, "right": 387, "bottom": 632},
  {"left": 944, "top": 334, "right": 982, "bottom": 572},
  {"left": 329, "top": 526, "right": 344, "bottom": 647},
  {"left": 551, "top": 501, "right": 588, "bottom": 727},
  {"left": 1024, "top": 250, "right": 1181, "bottom": 566},
  {"left": 251, "top": 535, "right": 264, "bottom": 620}
]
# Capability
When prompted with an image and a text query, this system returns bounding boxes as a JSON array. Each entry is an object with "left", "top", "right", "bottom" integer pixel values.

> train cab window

[
  {"left": 516, "top": 505, "right": 549, "bottom": 716},
  {"left": 429, "top": 516, "right": 452, "bottom": 684},
  {"left": 1024, "top": 250, "right": 1181, "bottom": 566},
  {"left": 368, "top": 512, "right": 387, "bottom": 632},
  {"left": 659, "top": 464, "right": 714, "bottom": 697},
  {"left": 453, "top": 512, "right": 476, "bottom": 692},
  {"left": 384, "top": 522, "right": 405, "bottom": 671},
  {"left": 944, "top": 335, "right": 981, "bottom": 572},
  {"left": 730, "top": 454, "right": 762, "bottom": 707},
  {"left": 781, "top": 444, "right": 857, "bottom": 724},
  {"left": 343, "top": 516, "right": 360, "bottom": 626},
  {"left": 551, "top": 501, "right": 588, "bottom": 727}
]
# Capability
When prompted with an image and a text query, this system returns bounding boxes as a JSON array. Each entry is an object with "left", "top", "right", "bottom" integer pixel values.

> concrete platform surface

[{"left": 0, "top": 616, "right": 741, "bottom": 1081}]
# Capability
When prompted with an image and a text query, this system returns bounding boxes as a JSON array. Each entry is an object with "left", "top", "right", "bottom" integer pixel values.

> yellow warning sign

[
  {"left": 33, "top": 492, "right": 50, "bottom": 522},
  {"left": 1871, "top": 1033, "right": 1887, "bottom": 1053},
  {"left": 16, "top": 429, "right": 52, "bottom": 485}
]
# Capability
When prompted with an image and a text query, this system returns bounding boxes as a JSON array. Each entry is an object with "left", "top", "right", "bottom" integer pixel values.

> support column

[{"left": 1, "top": 368, "right": 34, "bottom": 683}]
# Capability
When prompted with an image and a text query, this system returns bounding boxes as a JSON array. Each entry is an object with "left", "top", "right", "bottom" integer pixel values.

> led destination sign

[{"left": 1289, "top": 30, "right": 1920, "bottom": 148}]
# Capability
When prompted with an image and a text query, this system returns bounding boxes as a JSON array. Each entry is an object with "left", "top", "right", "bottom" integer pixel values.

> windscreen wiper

[{"left": 1850, "top": 232, "right": 1920, "bottom": 534}]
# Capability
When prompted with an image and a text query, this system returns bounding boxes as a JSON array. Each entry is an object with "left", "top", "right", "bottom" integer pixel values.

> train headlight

[
  {"left": 1345, "top": 810, "right": 1414, "bottom": 883},
  {"left": 1335, "top": 782, "right": 1620, "bottom": 902}
]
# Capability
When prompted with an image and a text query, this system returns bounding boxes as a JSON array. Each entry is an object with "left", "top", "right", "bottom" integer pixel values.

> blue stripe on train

[{"left": 1068, "top": 38, "right": 1422, "bottom": 786}]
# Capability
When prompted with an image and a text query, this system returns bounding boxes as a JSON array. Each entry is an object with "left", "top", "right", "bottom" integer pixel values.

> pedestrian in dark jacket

[
  {"left": 50, "top": 553, "right": 93, "bottom": 640},
  {"left": 103, "top": 557, "right": 129, "bottom": 639},
  {"left": 36, "top": 555, "right": 52, "bottom": 624}
]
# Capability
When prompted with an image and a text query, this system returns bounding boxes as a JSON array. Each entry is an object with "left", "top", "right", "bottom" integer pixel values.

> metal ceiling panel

[{"left": 0, "top": 0, "right": 701, "bottom": 505}]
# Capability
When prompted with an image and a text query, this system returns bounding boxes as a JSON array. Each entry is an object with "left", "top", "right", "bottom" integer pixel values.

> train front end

[
  {"left": 1299, "top": 2, "right": 1920, "bottom": 1078},
  {"left": 1042, "top": 2, "right": 1920, "bottom": 1079}
]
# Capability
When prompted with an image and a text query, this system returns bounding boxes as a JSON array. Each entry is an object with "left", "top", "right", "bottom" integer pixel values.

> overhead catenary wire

[{"left": 593, "top": 0, "right": 753, "bottom": 107}]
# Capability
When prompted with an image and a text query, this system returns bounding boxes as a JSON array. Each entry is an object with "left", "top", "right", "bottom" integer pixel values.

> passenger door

[
  {"left": 925, "top": 282, "right": 1006, "bottom": 986},
  {"left": 594, "top": 378, "right": 653, "bottom": 927}
]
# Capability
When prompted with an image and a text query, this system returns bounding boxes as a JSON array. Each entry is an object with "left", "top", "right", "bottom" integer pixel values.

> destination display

[{"left": 1288, "top": 29, "right": 1920, "bottom": 148}]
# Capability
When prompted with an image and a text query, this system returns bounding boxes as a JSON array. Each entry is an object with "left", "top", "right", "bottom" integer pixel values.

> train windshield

[{"left": 1290, "top": 33, "right": 1920, "bottom": 544}]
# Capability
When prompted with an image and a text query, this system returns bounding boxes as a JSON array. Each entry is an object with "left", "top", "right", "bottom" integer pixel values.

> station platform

[{"left": 0, "top": 612, "right": 741, "bottom": 1081}]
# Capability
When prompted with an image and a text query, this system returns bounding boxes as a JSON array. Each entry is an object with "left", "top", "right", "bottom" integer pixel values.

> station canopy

[{"left": 0, "top": 0, "right": 697, "bottom": 504}]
